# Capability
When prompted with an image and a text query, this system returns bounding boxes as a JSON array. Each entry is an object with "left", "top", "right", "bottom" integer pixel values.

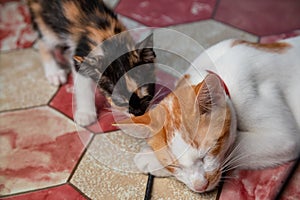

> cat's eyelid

[{"left": 168, "top": 164, "right": 182, "bottom": 169}]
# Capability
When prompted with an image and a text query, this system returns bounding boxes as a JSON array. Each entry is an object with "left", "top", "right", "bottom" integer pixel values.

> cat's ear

[
  {"left": 114, "top": 104, "right": 166, "bottom": 138},
  {"left": 195, "top": 74, "right": 226, "bottom": 114},
  {"left": 113, "top": 114, "right": 153, "bottom": 138},
  {"left": 136, "top": 33, "right": 156, "bottom": 63}
]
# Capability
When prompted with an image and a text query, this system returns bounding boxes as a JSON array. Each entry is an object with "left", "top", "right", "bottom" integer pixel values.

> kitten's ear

[
  {"left": 136, "top": 33, "right": 156, "bottom": 63},
  {"left": 195, "top": 74, "right": 225, "bottom": 113}
]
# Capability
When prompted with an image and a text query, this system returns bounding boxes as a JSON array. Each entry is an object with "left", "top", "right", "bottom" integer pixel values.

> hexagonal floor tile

[
  {"left": 103, "top": 0, "right": 119, "bottom": 9},
  {"left": 115, "top": 0, "right": 216, "bottom": 27},
  {"left": 0, "top": 184, "right": 87, "bottom": 200},
  {"left": 0, "top": 1, "right": 37, "bottom": 51},
  {"left": 0, "top": 48, "right": 58, "bottom": 112},
  {"left": 260, "top": 30, "right": 300, "bottom": 43},
  {"left": 0, "top": 106, "right": 92, "bottom": 196},
  {"left": 151, "top": 177, "right": 218, "bottom": 200},
  {"left": 219, "top": 162, "right": 296, "bottom": 200},
  {"left": 70, "top": 153, "right": 148, "bottom": 199},
  {"left": 71, "top": 130, "right": 217, "bottom": 200},
  {"left": 214, "top": 0, "right": 300, "bottom": 36},
  {"left": 280, "top": 163, "right": 300, "bottom": 200},
  {"left": 49, "top": 70, "right": 176, "bottom": 134},
  {"left": 154, "top": 20, "right": 258, "bottom": 76}
]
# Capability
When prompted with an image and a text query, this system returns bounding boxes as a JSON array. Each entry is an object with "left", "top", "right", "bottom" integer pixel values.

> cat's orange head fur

[{"left": 116, "top": 74, "right": 236, "bottom": 192}]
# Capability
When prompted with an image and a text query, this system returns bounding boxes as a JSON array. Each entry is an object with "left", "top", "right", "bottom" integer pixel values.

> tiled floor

[{"left": 0, "top": 0, "right": 300, "bottom": 200}]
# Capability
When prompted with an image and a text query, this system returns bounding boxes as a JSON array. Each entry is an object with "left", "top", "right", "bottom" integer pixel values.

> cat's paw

[
  {"left": 46, "top": 69, "right": 68, "bottom": 86},
  {"left": 74, "top": 111, "right": 97, "bottom": 126},
  {"left": 134, "top": 145, "right": 172, "bottom": 177}
]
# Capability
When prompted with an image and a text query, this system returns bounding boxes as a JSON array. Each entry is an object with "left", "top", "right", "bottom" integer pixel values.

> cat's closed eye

[{"left": 168, "top": 164, "right": 182, "bottom": 170}]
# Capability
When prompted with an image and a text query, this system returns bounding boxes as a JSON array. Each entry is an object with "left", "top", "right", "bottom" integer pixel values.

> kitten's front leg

[
  {"left": 73, "top": 71, "right": 97, "bottom": 126},
  {"left": 134, "top": 144, "right": 172, "bottom": 177},
  {"left": 38, "top": 40, "right": 68, "bottom": 86}
]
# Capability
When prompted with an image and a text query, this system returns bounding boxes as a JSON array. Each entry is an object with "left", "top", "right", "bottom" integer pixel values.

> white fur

[
  {"left": 134, "top": 37, "right": 300, "bottom": 193},
  {"left": 38, "top": 37, "right": 98, "bottom": 126},
  {"left": 186, "top": 36, "right": 300, "bottom": 169},
  {"left": 134, "top": 144, "right": 172, "bottom": 177}
]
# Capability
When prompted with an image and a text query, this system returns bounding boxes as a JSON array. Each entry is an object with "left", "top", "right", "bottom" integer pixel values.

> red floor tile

[
  {"left": 219, "top": 162, "right": 297, "bottom": 200},
  {"left": 260, "top": 30, "right": 300, "bottom": 43},
  {"left": 0, "top": 184, "right": 87, "bottom": 200},
  {"left": 0, "top": 107, "right": 92, "bottom": 195},
  {"left": 214, "top": 0, "right": 300, "bottom": 36},
  {"left": 49, "top": 74, "right": 118, "bottom": 133},
  {"left": 50, "top": 70, "right": 177, "bottom": 133},
  {"left": 116, "top": 0, "right": 216, "bottom": 27},
  {"left": 280, "top": 164, "right": 300, "bottom": 200},
  {"left": 0, "top": 1, "right": 37, "bottom": 51}
]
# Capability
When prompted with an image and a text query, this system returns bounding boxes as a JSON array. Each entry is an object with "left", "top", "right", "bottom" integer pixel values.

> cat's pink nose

[{"left": 193, "top": 180, "right": 208, "bottom": 192}]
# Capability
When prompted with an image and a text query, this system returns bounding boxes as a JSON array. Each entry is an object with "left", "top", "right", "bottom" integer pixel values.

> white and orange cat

[{"left": 116, "top": 36, "right": 300, "bottom": 193}]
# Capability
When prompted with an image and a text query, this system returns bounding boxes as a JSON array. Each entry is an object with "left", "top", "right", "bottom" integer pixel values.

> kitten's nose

[{"left": 193, "top": 180, "right": 208, "bottom": 192}]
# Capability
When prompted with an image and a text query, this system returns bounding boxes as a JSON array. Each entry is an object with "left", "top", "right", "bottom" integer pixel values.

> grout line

[
  {"left": 0, "top": 183, "right": 66, "bottom": 199},
  {"left": 66, "top": 133, "right": 96, "bottom": 183},
  {"left": 274, "top": 157, "right": 300, "bottom": 200},
  {"left": 211, "top": 0, "right": 222, "bottom": 19},
  {"left": 0, "top": 104, "right": 48, "bottom": 114},
  {"left": 212, "top": 19, "right": 259, "bottom": 38},
  {"left": 68, "top": 182, "right": 92, "bottom": 200},
  {"left": 46, "top": 84, "right": 62, "bottom": 106}
]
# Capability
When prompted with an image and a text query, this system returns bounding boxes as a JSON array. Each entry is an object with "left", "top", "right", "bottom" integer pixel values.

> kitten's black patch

[
  {"left": 28, "top": 0, "right": 156, "bottom": 116},
  {"left": 40, "top": 0, "right": 70, "bottom": 35}
]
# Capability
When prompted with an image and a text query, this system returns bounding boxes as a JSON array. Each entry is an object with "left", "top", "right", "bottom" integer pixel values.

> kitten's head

[
  {"left": 116, "top": 74, "right": 236, "bottom": 193},
  {"left": 74, "top": 34, "right": 156, "bottom": 116}
]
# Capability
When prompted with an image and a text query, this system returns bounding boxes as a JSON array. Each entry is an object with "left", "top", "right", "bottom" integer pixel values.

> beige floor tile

[
  {"left": 152, "top": 177, "right": 218, "bottom": 200},
  {"left": 103, "top": 0, "right": 120, "bottom": 8},
  {"left": 0, "top": 49, "right": 58, "bottom": 111},
  {"left": 154, "top": 19, "right": 258, "bottom": 76},
  {"left": 70, "top": 153, "right": 148, "bottom": 200},
  {"left": 71, "top": 131, "right": 147, "bottom": 199},
  {"left": 72, "top": 131, "right": 218, "bottom": 199}
]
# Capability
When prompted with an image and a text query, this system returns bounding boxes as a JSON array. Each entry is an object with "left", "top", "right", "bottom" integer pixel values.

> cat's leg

[
  {"left": 38, "top": 40, "right": 68, "bottom": 86},
  {"left": 73, "top": 70, "right": 97, "bottom": 126},
  {"left": 134, "top": 144, "right": 172, "bottom": 177}
]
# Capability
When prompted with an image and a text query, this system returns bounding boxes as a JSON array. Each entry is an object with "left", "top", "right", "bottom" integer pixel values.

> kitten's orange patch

[
  {"left": 63, "top": 1, "right": 81, "bottom": 23},
  {"left": 231, "top": 40, "right": 291, "bottom": 53}
]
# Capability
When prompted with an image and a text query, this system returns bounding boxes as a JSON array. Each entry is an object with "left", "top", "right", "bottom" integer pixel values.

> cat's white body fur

[
  {"left": 133, "top": 36, "right": 300, "bottom": 192},
  {"left": 186, "top": 37, "right": 300, "bottom": 169}
]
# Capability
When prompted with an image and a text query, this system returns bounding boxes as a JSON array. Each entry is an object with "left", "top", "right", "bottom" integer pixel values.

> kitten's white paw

[
  {"left": 46, "top": 69, "right": 68, "bottom": 86},
  {"left": 134, "top": 145, "right": 172, "bottom": 177},
  {"left": 74, "top": 111, "right": 97, "bottom": 126}
]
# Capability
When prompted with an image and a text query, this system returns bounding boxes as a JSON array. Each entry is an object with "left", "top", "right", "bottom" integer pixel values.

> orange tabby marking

[{"left": 231, "top": 40, "right": 292, "bottom": 53}]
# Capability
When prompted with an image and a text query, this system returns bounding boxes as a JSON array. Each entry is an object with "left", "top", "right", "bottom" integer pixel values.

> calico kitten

[
  {"left": 28, "top": 0, "right": 156, "bottom": 126},
  {"left": 116, "top": 37, "right": 300, "bottom": 193}
]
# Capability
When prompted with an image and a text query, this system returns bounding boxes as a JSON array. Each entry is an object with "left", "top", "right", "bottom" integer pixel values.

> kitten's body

[
  {"left": 117, "top": 36, "right": 300, "bottom": 193},
  {"left": 28, "top": 0, "right": 156, "bottom": 126}
]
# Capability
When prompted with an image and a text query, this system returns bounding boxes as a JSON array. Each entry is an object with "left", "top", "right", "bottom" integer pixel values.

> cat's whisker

[
  {"left": 222, "top": 153, "right": 248, "bottom": 169},
  {"left": 221, "top": 152, "right": 250, "bottom": 171}
]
